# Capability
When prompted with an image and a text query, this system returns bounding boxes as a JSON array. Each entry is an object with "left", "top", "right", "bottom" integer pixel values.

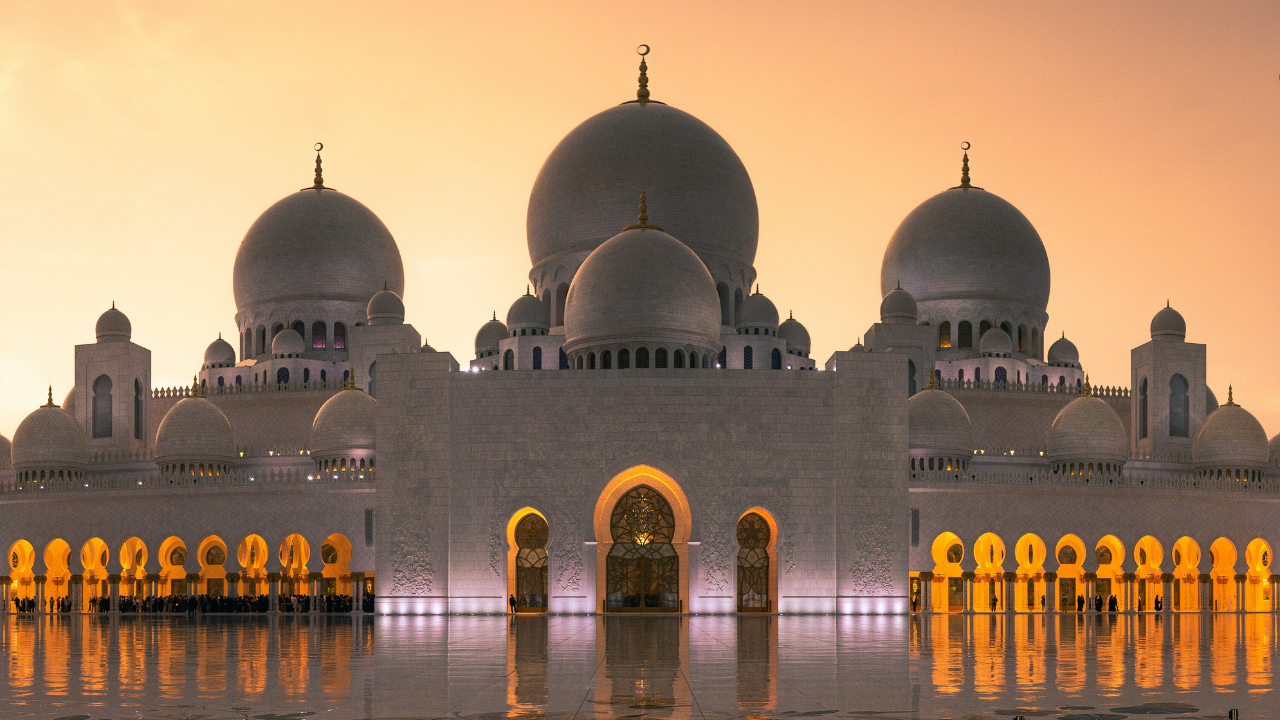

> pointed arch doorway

[{"left": 594, "top": 465, "right": 692, "bottom": 613}]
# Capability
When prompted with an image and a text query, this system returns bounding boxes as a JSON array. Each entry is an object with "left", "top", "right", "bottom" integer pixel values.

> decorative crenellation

[
  {"left": 911, "top": 467, "right": 1276, "bottom": 493},
  {"left": 934, "top": 376, "right": 1129, "bottom": 397},
  {"left": 151, "top": 379, "right": 347, "bottom": 398},
  {"left": 1, "top": 467, "right": 374, "bottom": 495}
]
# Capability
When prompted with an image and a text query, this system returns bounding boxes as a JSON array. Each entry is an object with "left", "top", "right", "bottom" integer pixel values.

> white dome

[
  {"left": 1151, "top": 304, "right": 1186, "bottom": 341},
  {"left": 738, "top": 291, "right": 779, "bottom": 329},
  {"left": 96, "top": 305, "right": 131, "bottom": 343},
  {"left": 233, "top": 188, "right": 404, "bottom": 316},
  {"left": 367, "top": 288, "right": 405, "bottom": 326},
  {"left": 881, "top": 186, "right": 1050, "bottom": 312},
  {"left": 778, "top": 313, "right": 811, "bottom": 355},
  {"left": 979, "top": 327, "right": 1013, "bottom": 356},
  {"left": 563, "top": 225, "right": 721, "bottom": 357},
  {"left": 527, "top": 100, "right": 758, "bottom": 279},
  {"left": 61, "top": 387, "right": 76, "bottom": 416},
  {"left": 909, "top": 388, "right": 973, "bottom": 457},
  {"left": 204, "top": 336, "right": 236, "bottom": 368},
  {"left": 474, "top": 315, "right": 508, "bottom": 356},
  {"left": 11, "top": 393, "right": 90, "bottom": 478},
  {"left": 310, "top": 387, "right": 376, "bottom": 457},
  {"left": 272, "top": 328, "right": 305, "bottom": 357},
  {"left": 1047, "top": 394, "right": 1128, "bottom": 465},
  {"left": 507, "top": 292, "right": 550, "bottom": 331},
  {"left": 880, "top": 285, "right": 918, "bottom": 324},
  {"left": 1047, "top": 333, "right": 1078, "bottom": 365},
  {"left": 154, "top": 396, "right": 237, "bottom": 466},
  {"left": 1193, "top": 397, "right": 1268, "bottom": 473}
]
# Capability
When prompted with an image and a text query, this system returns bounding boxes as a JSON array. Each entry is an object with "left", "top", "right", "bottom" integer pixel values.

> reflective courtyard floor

[{"left": 0, "top": 613, "right": 1275, "bottom": 719}]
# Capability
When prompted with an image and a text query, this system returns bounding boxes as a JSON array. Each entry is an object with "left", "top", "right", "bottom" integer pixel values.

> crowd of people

[{"left": 8, "top": 592, "right": 376, "bottom": 614}]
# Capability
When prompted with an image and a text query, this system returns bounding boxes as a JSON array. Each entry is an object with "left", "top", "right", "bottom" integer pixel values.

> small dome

[
  {"left": 96, "top": 305, "right": 131, "bottom": 343},
  {"left": 61, "top": 387, "right": 76, "bottom": 416},
  {"left": 909, "top": 388, "right": 973, "bottom": 458},
  {"left": 271, "top": 328, "right": 305, "bottom": 357},
  {"left": 204, "top": 336, "right": 236, "bottom": 368},
  {"left": 475, "top": 315, "right": 508, "bottom": 356},
  {"left": 738, "top": 291, "right": 779, "bottom": 329},
  {"left": 1206, "top": 386, "right": 1220, "bottom": 415},
  {"left": 1151, "top": 304, "right": 1186, "bottom": 341},
  {"left": 367, "top": 288, "right": 405, "bottom": 326},
  {"left": 880, "top": 285, "right": 918, "bottom": 324},
  {"left": 233, "top": 189, "right": 404, "bottom": 316},
  {"left": 1047, "top": 333, "right": 1078, "bottom": 365},
  {"left": 507, "top": 291, "right": 550, "bottom": 332},
  {"left": 778, "top": 313, "right": 811, "bottom": 355},
  {"left": 154, "top": 395, "right": 237, "bottom": 466},
  {"left": 11, "top": 393, "right": 90, "bottom": 477},
  {"left": 563, "top": 225, "right": 721, "bottom": 356},
  {"left": 979, "top": 327, "right": 1013, "bottom": 356},
  {"left": 310, "top": 387, "right": 376, "bottom": 457},
  {"left": 881, "top": 186, "right": 1050, "bottom": 313},
  {"left": 0, "top": 434, "right": 12, "bottom": 474},
  {"left": 1193, "top": 396, "right": 1268, "bottom": 473},
  {"left": 1047, "top": 394, "right": 1128, "bottom": 465}
]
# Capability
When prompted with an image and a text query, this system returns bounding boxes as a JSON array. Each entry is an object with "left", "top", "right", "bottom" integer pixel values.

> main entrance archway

[{"left": 593, "top": 466, "right": 691, "bottom": 613}]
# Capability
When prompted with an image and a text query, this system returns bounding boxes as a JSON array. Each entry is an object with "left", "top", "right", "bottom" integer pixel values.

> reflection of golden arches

[{"left": 592, "top": 465, "right": 692, "bottom": 612}]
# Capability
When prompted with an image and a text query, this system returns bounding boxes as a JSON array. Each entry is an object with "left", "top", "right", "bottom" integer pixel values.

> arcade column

[{"left": 108, "top": 574, "right": 121, "bottom": 613}]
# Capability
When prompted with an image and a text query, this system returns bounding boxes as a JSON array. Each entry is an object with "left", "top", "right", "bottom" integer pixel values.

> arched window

[
  {"left": 291, "top": 320, "right": 306, "bottom": 340},
  {"left": 1058, "top": 375, "right": 1065, "bottom": 386},
  {"left": 333, "top": 322, "right": 346, "bottom": 350},
  {"left": 958, "top": 321, "right": 973, "bottom": 348},
  {"left": 718, "top": 346, "right": 727, "bottom": 368},
  {"left": 636, "top": 347, "right": 650, "bottom": 368},
  {"left": 1000, "top": 321, "right": 1012, "bottom": 338},
  {"left": 503, "top": 349, "right": 515, "bottom": 371},
  {"left": 974, "top": 367, "right": 981, "bottom": 383},
  {"left": 342, "top": 369, "right": 350, "bottom": 385},
  {"left": 514, "top": 513, "right": 549, "bottom": 611},
  {"left": 673, "top": 349, "right": 684, "bottom": 368},
  {"left": 957, "top": 369, "right": 965, "bottom": 382},
  {"left": 532, "top": 346, "right": 542, "bottom": 370},
  {"left": 1169, "top": 373, "right": 1189, "bottom": 437},
  {"left": 1139, "top": 377, "right": 1149, "bottom": 439},
  {"left": 576, "top": 355, "right": 583, "bottom": 369},
  {"left": 92, "top": 374, "right": 112, "bottom": 438},
  {"left": 717, "top": 282, "right": 732, "bottom": 326},
  {"left": 938, "top": 321, "right": 952, "bottom": 349},
  {"left": 276, "top": 368, "right": 289, "bottom": 385},
  {"left": 312, "top": 321, "right": 327, "bottom": 349},
  {"left": 133, "top": 378, "right": 144, "bottom": 440},
  {"left": 772, "top": 348, "right": 782, "bottom": 369},
  {"left": 320, "top": 369, "right": 326, "bottom": 383},
  {"left": 908, "top": 359, "right": 917, "bottom": 396},
  {"left": 272, "top": 323, "right": 283, "bottom": 341},
  {"left": 559, "top": 348, "right": 569, "bottom": 369},
  {"left": 935, "top": 369, "right": 941, "bottom": 384},
  {"left": 1040, "top": 375, "right": 1048, "bottom": 385},
  {"left": 554, "top": 283, "right": 569, "bottom": 327},
  {"left": 257, "top": 326, "right": 266, "bottom": 355},
  {"left": 588, "top": 352, "right": 596, "bottom": 369},
  {"left": 602, "top": 350, "right": 612, "bottom": 369},
  {"left": 368, "top": 362, "right": 377, "bottom": 398},
  {"left": 994, "top": 367, "right": 1007, "bottom": 385},
  {"left": 1017, "top": 325, "right": 1027, "bottom": 353},
  {"left": 655, "top": 347, "right": 667, "bottom": 368},
  {"left": 734, "top": 288, "right": 744, "bottom": 326},
  {"left": 737, "top": 512, "right": 771, "bottom": 612},
  {"left": 979, "top": 320, "right": 992, "bottom": 338},
  {"left": 1031, "top": 327, "right": 1040, "bottom": 357},
  {"left": 303, "top": 368, "right": 310, "bottom": 383},
  {"left": 606, "top": 485, "right": 678, "bottom": 610},
  {"left": 743, "top": 346, "right": 753, "bottom": 369},
  {"left": 218, "top": 376, "right": 225, "bottom": 388},
  {"left": 618, "top": 348, "right": 630, "bottom": 369}
]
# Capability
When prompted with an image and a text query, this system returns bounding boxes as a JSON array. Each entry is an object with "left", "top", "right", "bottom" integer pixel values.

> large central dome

[
  {"left": 881, "top": 187, "right": 1050, "bottom": 311},
  {"left": 234, "top": 189, "right": 405, "bottom": 313},
  {"left": 527, "top": 102, "right": 759, "bottom": 273}
]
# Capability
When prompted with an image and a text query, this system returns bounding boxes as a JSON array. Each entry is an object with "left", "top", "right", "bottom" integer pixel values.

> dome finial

[
  {"left": 951, "top": 142, "right": 982, "bottom": 190},
  {"left": 789, "top": 309, "right": 793, "bottom": 320},
  {"left": 304, "top": 142, "right": 334, "bottom": 192},
  {"left": 384, "top": 280, "right": 388, "bottom": 291},
  {"left": 526, "top": 284, "right": 531, "bottom": 296},
  {"left": 492, "top": 310, "right": 497, "bottom": 321},
  {"left": 623, "top": 190, "right": 665, "bottom": 231},
  {"left": 636, "top": 44, "right": 651, "bottom": 102},
  {"left": 44, "top": 385, "right": 55, "bottom": 407},
  {"left": 1225, "top": 385, "right": 1236, "bottom": 406},
  {"left": 111, "top": 300, "right": 115, "bottom": 309},
  {"left": 191, "top": 375, "right": 203, "bottom": 398},
  {"left": 1080, "top": 374, "right": 1092, "bottom": 397}
]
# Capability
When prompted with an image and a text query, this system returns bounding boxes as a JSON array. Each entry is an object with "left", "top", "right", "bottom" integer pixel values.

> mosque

[{"left": 2, "top": 49, "right": 1277, "bottom": 617}]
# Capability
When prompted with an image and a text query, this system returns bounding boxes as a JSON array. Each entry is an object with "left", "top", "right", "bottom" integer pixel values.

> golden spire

[
  {"left": 928, "top": 367, "right": 937, "bottom": 389},
  {"left": 526, "top": 285, "right": 531, "bottom": 296},
  {"left": 492, "top": 310, "right": 497, "bottom": 321},
  {"left": 789, "top": 310, "right": 793, "bottom": 320},
  {"left": 191, "top": 375, "right": 203, "bottom": 398},
  {"left": 1225, "top": 385, "right": 1236, "bottom": 406},
  {"left": 636, "top": 44, "right": 650, "bottom": 102},
  {"left": 384, "top": 280, "right": 389, "bottom": 291},
  {"left": 43, "top": 385, "right": 56, "bottom": 407},
  {"left": 347, "top": 371, "right": 358, "bottom": 391},
  {"left": 754, "top": 284, "right": 760, "bottom": 295},
  {"left": 623, "top": 190, "right": 664, "bottom": 231},
  {"left": 952, "top": 142, "right": 982, "bottom": 190},
  {"left": 303, "top": 142, "right": 333, "bottom": 192},
  {"left": 1080, "top": 374, "right": 1092, "bottom": 397}
]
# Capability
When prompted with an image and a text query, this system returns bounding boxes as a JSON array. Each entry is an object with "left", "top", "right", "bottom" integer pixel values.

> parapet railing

[
  {"left": 89, "top": 447, "right": 320, "bottom": 464},
  {"left": 0, "top": 468, "right": 374, "bottom": 495},
  {"left": 937, "top": 377, "right": 1129, "bottom": 398},
  {"left": 966, "top": 449, "right": 1194, "bottom": 465},
  {"left": 911, "top": 468, "right": 1279, "bottom": 493},
  {"left": 152, "top": 380, "right": 345, "bottom": 399}
]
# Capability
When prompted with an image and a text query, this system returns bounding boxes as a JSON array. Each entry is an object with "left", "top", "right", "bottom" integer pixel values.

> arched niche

[
  {"left": 736, "top": 508, "right": 778, "bottom": 613},
  {"left": 506, "top": 509, "right": 549, "bottom": 612},
  {"left": 593, "top": 465, "right": 692, "bottom": 613}
]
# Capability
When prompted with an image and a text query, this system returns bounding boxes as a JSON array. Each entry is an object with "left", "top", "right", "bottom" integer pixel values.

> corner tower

[
  {"left": 72, "top": 304, "right": 152, "bottom": 452},
  {"left": 1131, "top": 303, "right": 1207, "bottom": 461}
]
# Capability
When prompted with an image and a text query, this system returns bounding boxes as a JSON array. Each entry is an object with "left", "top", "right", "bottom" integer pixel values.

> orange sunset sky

[{"left": 0, "top": 2, "right": 1277, "bottom": 438}]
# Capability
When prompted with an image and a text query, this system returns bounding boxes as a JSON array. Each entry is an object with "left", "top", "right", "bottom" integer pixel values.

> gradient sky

[{"left": 1, "top": 2, "right": 1277, "bottom": 438}]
